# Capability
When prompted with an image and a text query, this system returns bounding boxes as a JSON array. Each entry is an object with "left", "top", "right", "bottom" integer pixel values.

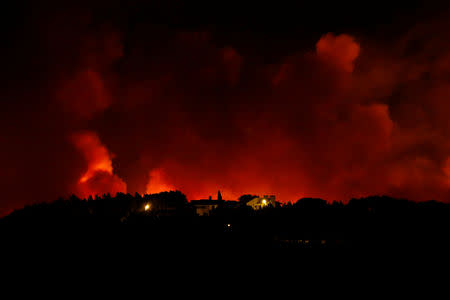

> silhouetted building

[
  {"left": 190, "top": 199, "right": 220, "bottom": 216},
  {"left": 190, "top": 190, "right": 238, "bottom": 216}
]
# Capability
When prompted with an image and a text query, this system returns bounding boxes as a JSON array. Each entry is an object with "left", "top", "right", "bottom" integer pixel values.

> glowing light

[
  {"left": 262, "top": 199, "right": 267, "bottom": 205},
  {"left": 79, "top": 175, "right": 89, "bottom": 183},
  {"left": 144, "top": 204, "right": 150, "bottom": 211}
]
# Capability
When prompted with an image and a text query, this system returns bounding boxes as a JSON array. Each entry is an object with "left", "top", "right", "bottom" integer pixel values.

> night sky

[{"left": 2, "top": 0, "right": 450, "bottom": 215}]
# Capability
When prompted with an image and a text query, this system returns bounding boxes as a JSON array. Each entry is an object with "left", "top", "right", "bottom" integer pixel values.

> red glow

[
  {"left": 316, "top": 33, "right": 360, "bottom": 73},
  {"left": 145, "top": 169, "right": 176, "bottom": 194}
]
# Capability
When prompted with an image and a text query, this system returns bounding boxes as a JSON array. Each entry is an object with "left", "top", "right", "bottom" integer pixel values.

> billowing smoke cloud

[
  {"left": 316, "top": 33, "right": 360, "bottom": 73},
  {"left": 121, "top": 31, "right": 394, "bottom": 202},
  {"left": 71, "top": 131, "right": 126, "bottom": 198},
  {"left": 3, "top": 3, "right": 450, "bottom": 215},
  {"left": 56, "top": 70, "right": 111, "bottom": 119}
]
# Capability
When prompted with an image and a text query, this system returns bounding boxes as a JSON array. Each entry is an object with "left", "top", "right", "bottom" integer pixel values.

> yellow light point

[
  {"left": 262, "top": 199, "right": 267, "bottom": 205},
  {"left": 144, "top": 204, "right": 150, "bottom": 211}
]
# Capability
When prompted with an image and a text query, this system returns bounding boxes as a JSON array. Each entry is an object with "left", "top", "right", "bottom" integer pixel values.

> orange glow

[
  {"left": 145, "top": 169, "right": 176, "bottom": 194},
  {"left": 72, "top": 132, "right": 114, "bottom": 182},
  {"left": 71, "top": 131, "right": 126, "bottom": 198}
]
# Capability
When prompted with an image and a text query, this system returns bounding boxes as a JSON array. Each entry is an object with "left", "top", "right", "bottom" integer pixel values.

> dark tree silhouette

[{"left": 2, "top": 193, "right": 450, "bottom": 254}]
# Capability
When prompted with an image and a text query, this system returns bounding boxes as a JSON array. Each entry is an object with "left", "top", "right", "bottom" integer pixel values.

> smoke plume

[
  {"left": 71, "top": 131, "right": 126, "bottom": 198},
  {"left": 3, "top": 3, "right": 450, "bottom": 215}
]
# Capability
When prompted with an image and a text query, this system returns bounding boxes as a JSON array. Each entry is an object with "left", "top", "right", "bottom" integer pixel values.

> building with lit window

[{"left": 246, "top": 195, "right": 276, "bottom": 210}]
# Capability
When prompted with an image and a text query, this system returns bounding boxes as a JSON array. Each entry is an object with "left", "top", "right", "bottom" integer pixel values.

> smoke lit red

[{"left": 3, "top": 4, "right": 450, "bottom": 215}]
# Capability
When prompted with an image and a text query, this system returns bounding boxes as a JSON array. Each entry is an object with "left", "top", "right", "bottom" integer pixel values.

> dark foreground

[{"left": 3, "top": 194, "right": 450, "bottom": 261}]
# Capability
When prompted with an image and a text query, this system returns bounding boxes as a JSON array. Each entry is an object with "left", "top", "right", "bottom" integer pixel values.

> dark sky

[{"left": 2, "top": 0, "right": 450, "bottom": 215}]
